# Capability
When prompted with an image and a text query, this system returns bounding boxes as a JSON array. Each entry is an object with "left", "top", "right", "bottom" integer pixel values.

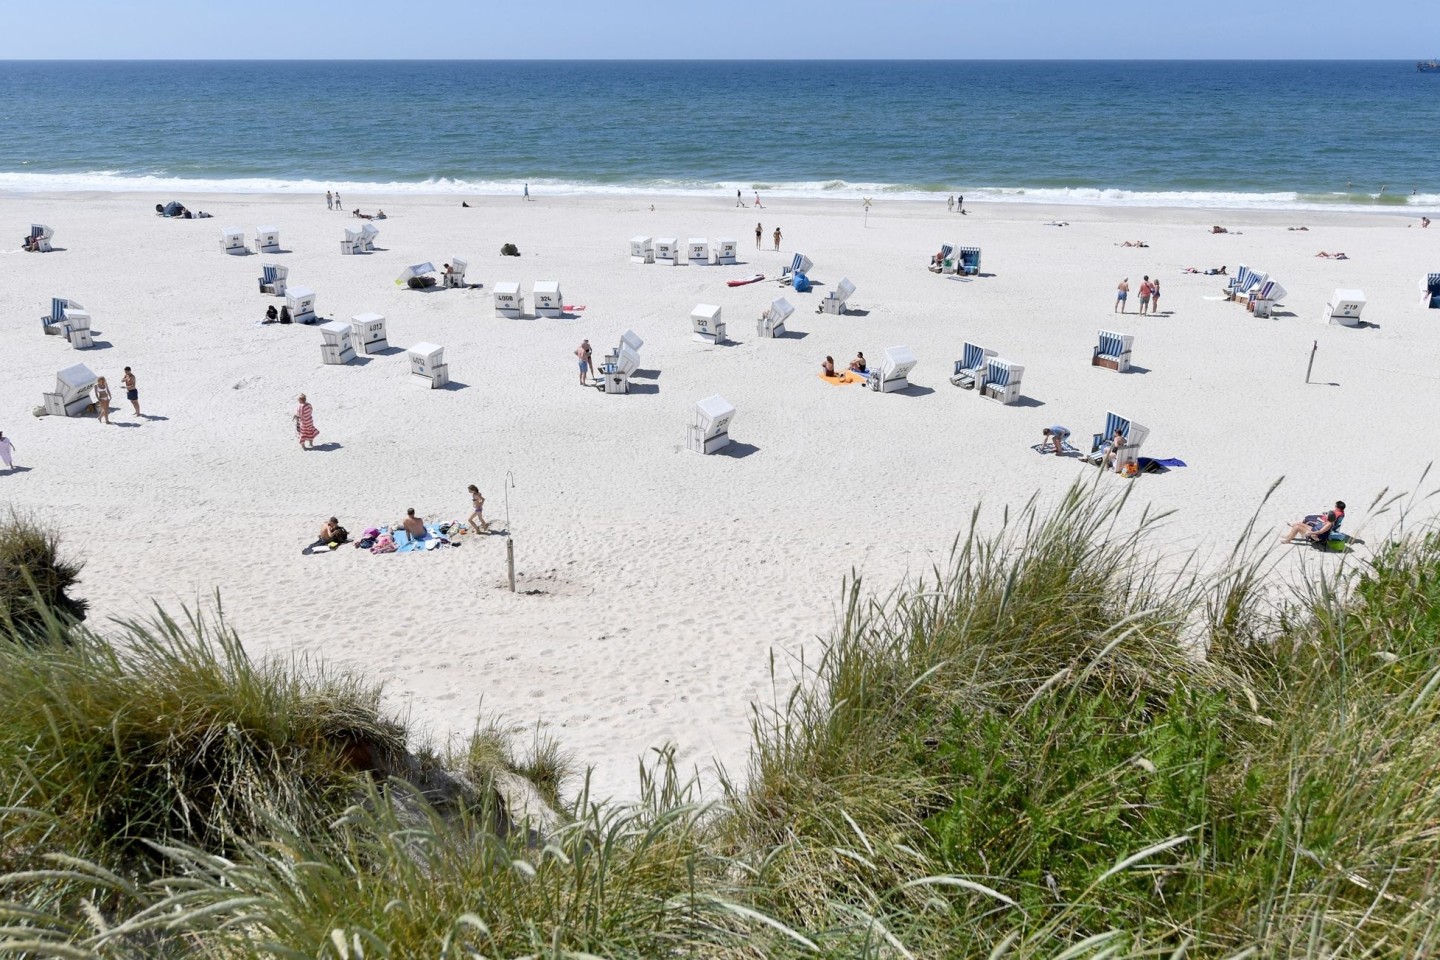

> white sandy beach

[{"left": 3, "top": 190, "right": 1437, "bottom": 799}]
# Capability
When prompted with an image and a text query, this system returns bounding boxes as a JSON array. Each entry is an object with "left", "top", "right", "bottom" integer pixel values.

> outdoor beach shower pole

[
  {"left": 1305, "top": 340, "right": 1317, "bottom": 384},
  {"left": 504, "top": 470, "right": 516, "bottom": 593}
]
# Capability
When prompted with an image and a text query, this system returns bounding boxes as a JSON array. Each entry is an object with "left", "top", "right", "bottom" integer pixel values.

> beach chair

[
  {"left": 980, "top": 357, "right": 1024, "bottom": 404},
  {"left": 687, "top": 238, "right": 710, "bottom": 266},
  {"left": 757, "top": 297, "right": 794, "bottom": 338},
  {"left": 819, "top": 277, "right": 855, "bottom": 315},
  {"left": 493, "top": 282, "right": 523, "bottom": 318},
  {"left": 629, "top": 236, "right": 654, "bottom": 264},
  {"left": 779, "top": 253, "right": 813, "bottom": 282},
  {"left": 396, "top": 262, "right": 436, "bottom": 289},
  {"left": 1226, "top": 265, "right": 1263, "bottom": 301},
  {"left": 286, "top": 286, "right": 317, "bottom": 325},
  {"left": 533, "top": 281, "right": 563, "bottom": 317},
  {"left": 870, "top": 345, "right": 918, "bottom": 393},
  {"left": 357, "top": 222, "right": 379, "bottom": 253},
  {"left": 42, "top": 364, "right": 97, "bottom": 418},
  {"left": 28, "top": 224, "right": 54, "bottom": 252},
  {"left": 443, "top": 258, "right": 468, "bottom": 288},
  {"left": 259, "top": 263, "right": 289, "bottom": 296},
  {"left": 686, "top": 395, "right": 736, "bottom": 454},
  {"left": 691, "top": 304, "right": 726, "bottom": 344},
  {"left": 1251, "top": 280, "right": 1286, "bottom": 318},
  {"left": 715, "top": 238, "right": 738, "bottom": 265},
  {"left": 350, "top": 312, "right": 388, "bottom": 354},
  {"left": 655, "top": 237, "right": 679, "bottom": 266},
  {"left": 220, "top": 227, "right": 248, "bottom": 255},
  {"left": 597, "top": 344, "right": 639, "bottom": 394},
  {"left": 341, "top": 227, "right": 361, "bottom": 255},
  {"left": 1091, "top": 330, "right": 1134, "bottom": 372},
  {"left": 408, "top": 342, "right": 449, "bottom": 388},
  {"left": 64, "top": 309, "right": 93, "bottom": 349},
  {"left": 41, "top": 298, "right": 81, "bottom": 336},
  {"left": 1422, "top": 273, "right": 1440, "bottom": 309},
  {"left": 1239, "top": 272, "right": 1269, "bottom": 309},
  {"left": 1323, "top": 288, "right": 1366, "bottom": 327},
  {"left": 604, "top": 329, "right": 644, "bottom": 367},
  {"left": 957, "top": 247, "right": 982, "bottom": 276},
  {"left": 319, "top": 320, "right": 357, "bottom": 365},
  {"left": 1085, "top": 411, "right": 1151, "bottom": 475},
  {"left": 932, "top": 243, "right": 954, "bottom": 273},
  {"left": 950, "top": 341, "right": 995, "bottom": 388},
  {"left": 253, "top": 226, "right": 280, "bottom": 254}
]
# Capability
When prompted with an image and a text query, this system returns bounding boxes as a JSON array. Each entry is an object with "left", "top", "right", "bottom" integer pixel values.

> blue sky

[{"left": 4, "top": 0, "right": 1437, "bottom": 59}]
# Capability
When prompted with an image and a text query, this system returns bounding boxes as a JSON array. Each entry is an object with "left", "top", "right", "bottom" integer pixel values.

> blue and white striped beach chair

[
  {"left": 259, "top": 263, "right": 289, "bottom": 296},
  {"left": 1251, "top": 279, "right": 1286, "bottom": 317},
  {"left": 1227, "top": 265, "right": 1264, "bottom": 300},
  {"left": 42, "top": 297, "right": 77, "bottom": 335},
  {"left": 28, "top": 224, "right": 53, "bottom": 252},
  {"left": 933, "top": 243, "right": 955, "bottom": 272},
  {"left": 980, "top": 357, "right": 1024, "bottom": 405},
  {"left": 950, "top": 341, "right": 995, "bottom": 387},
  {"left": 1092, "top": 330, "right": 1134, "bottom": 371},
  {"left": 1422, "top": 272, "right": 1440, "bottom": 309},
  {"left": 1086, "top": 411, "right": 1150, "bottom": 473},
  {"left": 957, "top": 247, "right": 982, "bottom": 276},
  {"left": 779, "top": 252, "right": 813, "bottom": 282}
]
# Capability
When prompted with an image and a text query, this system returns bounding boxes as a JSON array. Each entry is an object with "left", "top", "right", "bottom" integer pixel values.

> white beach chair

[
  {"left": 596, "top": 344, "right": 640, "bottom": 394},
  {"left": 629, "top": 236, "right": 654, "bottom": 264},
  {"left": 957, "top": 247, "right": 982, "bottom": 276},
  {"left": 756, "top": 297, "right": 794, "bottom": 338},
  {"left": 350, "top": 312, "right": 388, "bottom": 354},
  {"left": 28, "top": 224, "right": 54, "bottom": 252},
  {"left": 779, "top": 253, "right": 813, "bottom": 282},
  {"left": 41, "top": 298, "right": 82, "bottom": 336},
  {"left": 1251, "top": 280, "right": 1286, "bottom": 318},
  {"left": 357, "top": 222, "right": 379, "bottom": 253},
  {"left": 655, "top": 237, "right": 679, "bottom": 266},
  {"left": 1423, "top": 273, "right": 1440, "bottom": 309},
  {"left": 319, "top": 320, "right": 357, "bottom": 365},
  {"left": 715, "top": 238, "right": 738, "bottom": 265},
  {"left": 220, "top": 227, "right": 248, "bottom": 255},
  {"left": 686, "top": 395, "right": 736, "bottom": 454},
  {"left": 408, "top": 342, "right": 449, "bottom": 389},
  {"left": 259, "top": 263, "right": 289, "bottom": 296},
  {"left": 493, "top": 282, "right": 523, "bottom": 318},
  {"left": 605, "top": 329, "right": 644, "bottom": 367},
  {"left": 980, "top": 357, "right": 1024, "bottom": 405},
  {"left": 286, "top": 286, "right": 317, "bottom": 325},
  {"left": 870, "top": 345, "right": 918, "bottom": 394},
  {"left": 1086, "top": 411, "right": 1151, "bottom": 475},
  {"left": 691, "top": 304, "right": 726, "bottom": 344},
  {"left": 533, "top": 281, "right": 563, "bottom": 318},
  {"left": 949, "top": 342, "right": 995, "bottom": 388},
  {"left": 1323, "top": 288, "right": 1366, "bottom": 327},
  {"left": 64, "top": 310, "right": 93, "bottom": 349},
  {"left": 1091, "top": 330, "right": 1134, "bottom": 372},
  {"left": 341, "top": 227, "right": 361, "bottom": 255},
  {"left": 443, "top": 258, "right": 468, "bottom": 288},
  {"left": 42, "top": 364, "right": 97, "bottom": 418},
  {"left": 819, "top": 277, "right": 855, "bottom": 315},
  {"left": 253, "top": 226, "right": 280, "bottom": 254},
  {"left": 687, "top": 238, "right": 710, "bottom": 266}
]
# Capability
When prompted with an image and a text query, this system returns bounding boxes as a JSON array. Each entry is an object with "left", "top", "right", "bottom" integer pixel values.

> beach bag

[{"left": 501, "top": 243, "right": 520, "bottom": 257}]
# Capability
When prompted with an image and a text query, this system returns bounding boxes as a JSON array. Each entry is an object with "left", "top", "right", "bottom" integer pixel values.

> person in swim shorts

[
  {"left": 576, "top": 339, "right": 592, "bottom": 385},
  {"left": 1115, "top": 278, "right": 1129, "bottom": 313}
]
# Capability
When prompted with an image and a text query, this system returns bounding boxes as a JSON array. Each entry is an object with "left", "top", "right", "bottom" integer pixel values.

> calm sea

[{"left": 2, "top": 60, "right": 1437, "bottom": 210}]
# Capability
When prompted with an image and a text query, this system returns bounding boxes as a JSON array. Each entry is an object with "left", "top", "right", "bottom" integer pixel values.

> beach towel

[
  {"left": 1136, "top": 456, "right": 1188, "bottom": 474},
  {"left": 819, "top": 371, "right": 866, "bottom": 386},
  {"left": 1031, "top": 440, "right": 1080, "bottom": 456}
]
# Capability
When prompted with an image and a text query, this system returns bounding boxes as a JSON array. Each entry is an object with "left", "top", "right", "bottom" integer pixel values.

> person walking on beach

[
  {"left": 958, "top": 194, "right": 965, "bottom": 215},
  {"left": 735, "top": 189, "right": 744, "bottom": 208},
  {"left": 755, "top": 222, "right": 763, "bottom": 249},
  {"left": 575, "top": 339, "right": 592, "bottom": 385},
  {"left": 772, "top": 226, "right": 782, "bottom": 251},
  {"left": 754, "top": 192, "right": 763, "bottom": 208},
  {"left": 121, "top": 366, "right": 140, "bottom": 416},
  {"left": 93, "top": 376, "right": 112, "bottom": 425},
  {"left": 1138, "top": 276, "right": 1152, "bottom": 316},
  {"left": 523, "top": 183, "right": 531, "bottom": 201},
  {"left": 947, "top": 195, "right": 955, "bottom": 213},
  {"left": 294, "top": 394, "right": 318, "bottom": 450},
  {"left": 333, "top": 192, "right": 341, "bottom": 211},
  {"left": 325, "top": 190, "right": 333, "bottom": 210},
  {"left": 467, "top": 484, "right": 491, "bottom": 533},
  {"left": 0, "top": 431, "right": 16, "bottom": 472},
  {"left": 1115, "top": 278, "right": 1130, "bottom": 313},
  {"left": 1150, "top": 277, "right": 1161, "bottom": 314}
]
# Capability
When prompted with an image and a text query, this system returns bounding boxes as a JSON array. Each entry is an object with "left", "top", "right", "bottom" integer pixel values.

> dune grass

[{"left": 4, "top": 481, "right": 1440, "bottom": 957}]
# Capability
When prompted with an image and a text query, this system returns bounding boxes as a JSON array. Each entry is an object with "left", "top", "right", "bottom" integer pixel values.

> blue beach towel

[{"left": 1137, "top": 457, "right": 1188, "bottom": 474}]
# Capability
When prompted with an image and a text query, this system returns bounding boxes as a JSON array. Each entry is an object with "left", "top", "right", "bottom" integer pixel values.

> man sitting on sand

[
  {"left": 1281, "top": 501, "right": 1345, "bottom": 544},
  {"left": 318, "top": 517, "right": 346, "bottom": 544},
  {"left": 401, "top": 508, "right": 427, "bottom": 540}
]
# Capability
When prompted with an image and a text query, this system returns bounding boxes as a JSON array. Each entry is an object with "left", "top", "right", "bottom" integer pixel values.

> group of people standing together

[
  {"left": 90, "top": 367, "right": 141, "bottom": 425},
  {"left": 1114, "top": 276, "right": 1162, "bottom": 315}
]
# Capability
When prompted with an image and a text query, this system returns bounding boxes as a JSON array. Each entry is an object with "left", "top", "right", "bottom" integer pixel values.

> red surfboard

[{"left": 726, "top": 274, "right": 765, "bottom": 287}]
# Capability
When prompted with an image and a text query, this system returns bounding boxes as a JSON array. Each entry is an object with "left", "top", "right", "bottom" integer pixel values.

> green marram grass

[{"left": 5, "top": 480, "right": 1440, "bottom": 958}]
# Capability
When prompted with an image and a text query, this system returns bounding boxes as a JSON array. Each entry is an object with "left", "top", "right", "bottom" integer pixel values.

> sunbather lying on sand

[
  {"left": 1181, "top": 265, "right": 1227, "bottom": 275},
  {"left": 1117, "top": 240, "right": 1149, "bottom": 247},
  {"left": 1315, "top": 251, "right": 1349, "bottom": 259}
]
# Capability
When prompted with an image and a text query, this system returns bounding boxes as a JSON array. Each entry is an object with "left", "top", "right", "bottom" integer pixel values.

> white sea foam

[{"left": 2, "top": 170, "right": 1436, "bottom": 213}]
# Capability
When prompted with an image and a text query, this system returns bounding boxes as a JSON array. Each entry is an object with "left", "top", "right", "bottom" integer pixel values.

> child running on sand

[{"left": 468, "top": 485, "right": 491, "bottom": 533}]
